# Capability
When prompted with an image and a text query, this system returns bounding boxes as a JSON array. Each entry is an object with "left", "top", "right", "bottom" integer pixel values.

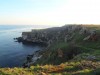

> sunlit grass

[{"left": 0, "top": 60, "right": 99, "bottom": 75}]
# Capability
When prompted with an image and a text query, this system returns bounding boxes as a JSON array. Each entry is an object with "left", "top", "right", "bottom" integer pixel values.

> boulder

[
  {"left": 83, "top": 36, "right": 90, "bottom": 41},
  {"left": 86, "top": 55, "right": 96, "bottom": 61},
  {"left": 57, "top": 48, "right": 63, "bottom": 58},
  {"left": 90, "top": 30, "right": 96, "bottom": 36}
]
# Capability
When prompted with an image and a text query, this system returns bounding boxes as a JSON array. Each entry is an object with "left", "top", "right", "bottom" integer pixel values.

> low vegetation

[{"left": 0, "top": 61, "right": 99, "bottom": 75}]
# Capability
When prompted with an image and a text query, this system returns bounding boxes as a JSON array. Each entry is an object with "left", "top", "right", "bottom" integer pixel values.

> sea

[{"left": 0, "top": 25, "right": 50, "bottom": 68}]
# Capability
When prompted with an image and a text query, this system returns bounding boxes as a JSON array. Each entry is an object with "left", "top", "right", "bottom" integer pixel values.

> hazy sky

[{"left": 0, "top": 0, "right": 100, "bottom": 26}]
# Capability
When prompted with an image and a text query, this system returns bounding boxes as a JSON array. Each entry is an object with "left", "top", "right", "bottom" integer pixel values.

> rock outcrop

[
  {"left": 83, "top": 30, "right": 98, "bottom": 41},
  {"left": 20, "top": 25, "right": 85, "bottom": 45}
]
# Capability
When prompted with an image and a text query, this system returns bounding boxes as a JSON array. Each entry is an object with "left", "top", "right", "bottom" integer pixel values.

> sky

[{"left": 0, "top": 0, "right": 100, "bottom": 26}]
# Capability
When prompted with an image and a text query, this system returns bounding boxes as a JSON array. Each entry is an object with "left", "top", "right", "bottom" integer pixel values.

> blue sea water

[{"left": 0, "top": 25, "right": 46, "bottom": 68}]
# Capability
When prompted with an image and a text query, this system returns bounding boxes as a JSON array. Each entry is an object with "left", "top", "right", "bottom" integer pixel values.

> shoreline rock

[{"left": 22, "top": 48, "right": 46, "bottom": 68}]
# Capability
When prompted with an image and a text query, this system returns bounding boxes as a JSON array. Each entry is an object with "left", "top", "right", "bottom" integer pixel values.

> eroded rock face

[
  {"left": 21, "top": 25, "right": 98, "bottom": 45},
  {"left": 77, "top": 26, "right": 98, "bottom": 41},
  {"left": 79, "top": 27, "right": 89, "bottom": 34},
  {"left": 83, "top": 29, "right": 98, "bottom": 41},
  {"left": 22, "top": 32, "right": 31, "bottom": 40}
]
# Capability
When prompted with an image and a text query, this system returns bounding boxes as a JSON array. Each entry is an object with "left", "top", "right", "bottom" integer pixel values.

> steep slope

[{"left": 31, "top": 25, "right": 100, "bottom": 65}]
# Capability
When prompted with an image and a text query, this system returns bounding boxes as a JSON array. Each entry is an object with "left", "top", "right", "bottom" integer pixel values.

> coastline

[
  {"left": 15, "top": 25, "right": 100, "bottom": 68},
  {"left": 15, "top": 37, "right": 49, "bottom": 68},
  {"left": 0, "top": 26, "right": 44, "bottom": 68}
]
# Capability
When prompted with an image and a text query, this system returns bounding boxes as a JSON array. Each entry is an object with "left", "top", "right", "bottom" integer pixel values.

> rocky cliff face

[{"left": 22, "top": 25, "right": 98, "bottom": 46}]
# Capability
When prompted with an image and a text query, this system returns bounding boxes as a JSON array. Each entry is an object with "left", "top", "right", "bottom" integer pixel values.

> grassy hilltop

[{"left": 0, "top": 25, "right": 100, "bottom": 75}]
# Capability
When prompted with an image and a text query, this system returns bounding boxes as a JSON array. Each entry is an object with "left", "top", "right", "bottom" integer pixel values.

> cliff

[
  {"left": 21, "top": 25, "right": 98, "bottom": 46},
  {"left": 19, "top": 25, "right": 100, "bottom": 65}
]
